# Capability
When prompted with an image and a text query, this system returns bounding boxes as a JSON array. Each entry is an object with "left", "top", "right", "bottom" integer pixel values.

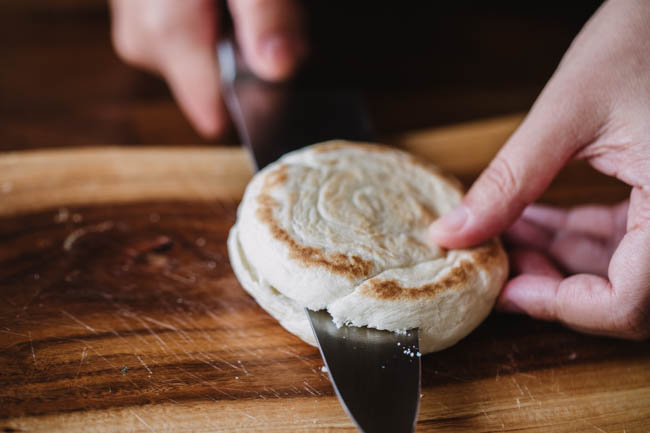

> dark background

[{"left": 0, "top": 1, "right": 604, "bottom": 150}]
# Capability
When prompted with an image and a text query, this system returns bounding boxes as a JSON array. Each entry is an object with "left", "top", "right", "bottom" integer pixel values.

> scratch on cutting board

[
  {"left": 212, "top": 355, "right": 241, "bottom": 371},
  {"left": 75, "top": 347, "right": 88, "bottom": 378},
  {"left": 204, "top": 309, "right": 237, "bottom": 331},
  {"left": 247, "top": 347, "right": 265, "bottom": 361},
  {"left": 130, "top": 315, "right": 183, "bottom": 361},
  {"left": 143, "top": 315, "right": 195, "bottom": 345},
  {"left": 0, "top": 328, "right": 28, "bottom": 337},
  {"left": 511, "top": 377, "right": 525, "bottom": 396},
  {"left": 111, "top": 329, "right": 150, "bottom": 363},
  {"left": 163, "top": 270, "right": 196, "bottom": 285},
  {"left": 276, "top": 348, "right": 313, "bottom": 369},
  {"left": 207, "top": 383, "right": 237, "bottom": 400},
  {"left": 194, "top": 352, "right": 224, "bottom": 371},
  {"left": 135, "top": 354, "right": 153, "bottom": 375},
  {"left": 303, "top": 380, "right": 321, "bottom": 396},
  {"left": 141, "top": 315, "right": 180, "bottom": 332},
  {"left": 480, "top": 407, "right": 493, "bottom": 422},
  {"left": 265, "top": 386, "right": 282, "bottom": 398},
  {"left": 172, "top": 327, "right": 195, "bottom": 345},
  {"left": 175, "top": 365, "right": 237, "bottom": 399},
  {"left": 522, "top": 384, "right": 537, "bottom": 403},
  {"left": 114, "top": 315, "right": 156, "bottom": 349},
  {"left": 180, "top": 347, "right": 198, "bottom": 362},
  {"left": 129, "top": 409, "right": 157, "bottom": 433},
  {"left": 28, "top": 331, "right": 37, "bottom": 365},
  {"left": 66, "top": 338, "right": 143, "bottom": 391},
  {"left": 235, "top": 359, "right": 249, "bottom": 374},
  {"left": 62, "top": 220, "right": 114, "bottom": 251},
  {"left": 589, "top": 424, "right": 606, "bottom": 433},
  {"left": 185, "top": 316, "right": 216, "bottom": 343},
  {"left": 60, "top": 309, "right": 99, "bottom": 333},
  {"left": 169, "top": 315, "right": 193, "bottom": 328},
  {"left": 137, "top": 316, "right": 196, "bottom": 352},
  {"left": 111, "top": 318, "right": 163, "bottom": 365}
]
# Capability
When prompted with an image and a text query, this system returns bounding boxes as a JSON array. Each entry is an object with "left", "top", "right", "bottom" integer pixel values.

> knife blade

[
  {"left": 217, "top": 39, "right": 374, "bottom": 170},
  {"left": 308, "top": 310, "right": 420, "bottom": 433},
  {"left": 218, "top": 38, "right": 421, "bottom": 433}
]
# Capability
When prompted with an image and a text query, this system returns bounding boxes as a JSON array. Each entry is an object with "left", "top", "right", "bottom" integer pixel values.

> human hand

[
  {"left": 109, "top": 0, "right": 307, "bottom": 138},
  {"left": 428, "top": 0, "right": 650, "bottom": 339}
]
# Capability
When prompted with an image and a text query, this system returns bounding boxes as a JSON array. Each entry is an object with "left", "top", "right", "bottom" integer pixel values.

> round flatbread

[{"left": 228, "top": 141, "right": 508, "bottom": 353}]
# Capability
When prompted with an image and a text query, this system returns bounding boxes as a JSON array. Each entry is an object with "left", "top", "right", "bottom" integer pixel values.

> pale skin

[
  {"left": 110, "top": 0, "right": 650, "bottom": 339},
  {"left": 109, "top": 0, "right": 307, "bottom": 137}
]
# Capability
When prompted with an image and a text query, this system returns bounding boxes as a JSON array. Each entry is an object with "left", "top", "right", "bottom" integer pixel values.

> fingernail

[{"left": 429, "top": 206, "right": 468, "bottom": 236}]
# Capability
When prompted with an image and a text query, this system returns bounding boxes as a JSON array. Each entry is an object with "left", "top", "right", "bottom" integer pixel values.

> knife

[{"left": 218, "top": 39, "right": 421, "bottom": 433}]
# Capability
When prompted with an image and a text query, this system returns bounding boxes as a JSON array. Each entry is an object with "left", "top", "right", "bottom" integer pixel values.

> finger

[
  {"left": 548, "top": 232, "right": 611, "bottom": 276},
  {"left": 160, "top": 41, "right": 226, "bottom": 138},
  {"left": 428, "top": 66, "right": 604, "bottom": 249},
  {"left": 522, "top": 202, "right": 628, "bottom": 240},
  {"left": 228, "top": 0, "right": 307, "bottom": 81},
  {"left": 497, "top": 273, "right": 648, "bottom": 339},
  {"left": 496, "top": 274, "right": 620, "bottom": 335},
  {"left": 498, "top": 222, "right": 650, "bottom": 340},
  {"left": 506, "top": 218, "right": 612, "bottom": 276},
  {"left": 509, "top": 248, "right": 563, "bottom": 278},
  {"left": 109, "top": 0, "right": 159, "bottom": 70},
  {"left": 109, "top": 0, "right": 225, "bottom": 138},
  {"left": 504, "top": 217, "right": 553, "bottom": 250}
]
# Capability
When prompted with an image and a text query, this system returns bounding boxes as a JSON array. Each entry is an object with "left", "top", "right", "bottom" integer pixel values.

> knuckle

[
  {"left": 482, "top": 156, "right": 522, "bottom": 200},
  {"left": 111, "top": 9, "right": 171, "bottom": 65},
  {"left": 616, "top": 304, "right": 650, "bottom": 340},
  {"left": 112, "top": 29, "right": 142, "bottom": 63},
  {"left": 111, "top": 17, "right": 165, "bottom": 67},
  {"left": 136, "top": 6, "right": 171, "bottom": 39}
]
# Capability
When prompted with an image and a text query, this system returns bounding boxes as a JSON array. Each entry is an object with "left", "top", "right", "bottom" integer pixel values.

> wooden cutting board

[{"left": 1, "top": 114, "right": 648, "bottom": 432}]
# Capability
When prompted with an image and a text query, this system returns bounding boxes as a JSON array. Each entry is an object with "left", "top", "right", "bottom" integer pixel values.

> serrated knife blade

[{"left": 218, "top": 39, "right": 421, "bottom": 433}]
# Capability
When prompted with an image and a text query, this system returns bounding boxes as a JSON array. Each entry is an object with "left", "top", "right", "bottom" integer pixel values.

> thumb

[{"left": 428, "top": 84, "right": 601, "bottom": 249}]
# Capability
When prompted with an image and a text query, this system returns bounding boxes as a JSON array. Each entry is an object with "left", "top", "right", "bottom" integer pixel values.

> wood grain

[
  {"left": 1, "top": 116, "right": 646, "bottom": 432},
  {"left": 0, "top": 147, "right": 252, "bottom": 217}
]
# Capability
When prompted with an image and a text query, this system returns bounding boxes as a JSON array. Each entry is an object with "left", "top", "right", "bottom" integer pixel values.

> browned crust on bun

[
  {"left": 359, "top": 239, "right": 504, "bottom": 300},
  {"left": 255, "top": 163, "right": 373, "bottom": 279}
]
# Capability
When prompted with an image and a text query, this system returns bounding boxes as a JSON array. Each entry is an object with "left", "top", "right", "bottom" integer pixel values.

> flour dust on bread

[{"left": 228, "top": 141, "right": 508, "bottom": 354}]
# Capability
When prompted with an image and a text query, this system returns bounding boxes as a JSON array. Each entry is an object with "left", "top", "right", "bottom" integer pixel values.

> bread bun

[{"left": 228, "top": 141, "right": 508, "bottom": 353}]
